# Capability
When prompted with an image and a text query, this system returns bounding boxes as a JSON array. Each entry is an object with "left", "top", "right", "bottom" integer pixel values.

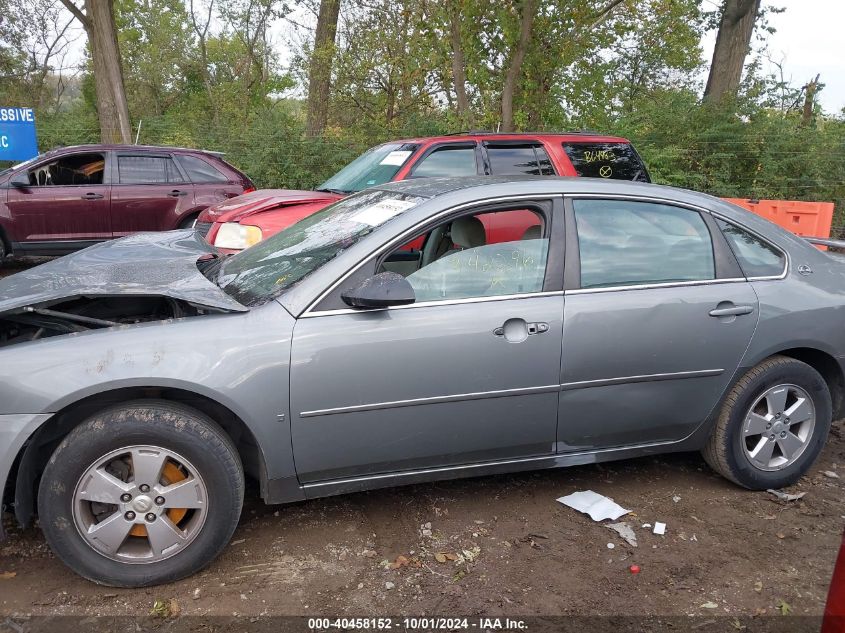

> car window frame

[
  {"left": 480, "top": 140, "right": 558, "bottom": 176},
  {"left": 562, "top": 194, "right": 745, "bottom": 293},
  {"left": 405, "top": 141, "right": 482, "bottom": 179},
  {"left": 112, "top": 151, "right": 190, "bottom": 186},
  {"left": 304, "top": 194, "right": 566, "bottom": 316},
  {"left": 19, "top": 150, "right": 110, "bottom": 188},
  {"left": 712, "top": 213, "right": 789, "bottom": 281}
]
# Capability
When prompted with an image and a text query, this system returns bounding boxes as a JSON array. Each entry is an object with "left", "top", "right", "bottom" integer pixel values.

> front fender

[{"left": 0, "top": 301, "right": 297, "bottom": 498}]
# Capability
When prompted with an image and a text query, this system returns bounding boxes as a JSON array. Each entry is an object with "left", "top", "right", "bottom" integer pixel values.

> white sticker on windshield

[
  {"left": 351, "top": 198, "right": 416, "bottom": 226},
  {"left": 379, "top": 150, "right": 413, "bottom": 166}
]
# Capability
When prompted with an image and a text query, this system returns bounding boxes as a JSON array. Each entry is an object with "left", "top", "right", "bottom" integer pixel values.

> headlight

[{"left": 213, "top": 223, "right": 263, "bottom": 249}]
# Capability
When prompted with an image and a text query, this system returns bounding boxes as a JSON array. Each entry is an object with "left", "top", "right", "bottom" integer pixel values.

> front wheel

[
  {"left": 38, "top": 401, "right": 244, "bottom": 587},
  {"left": 703, "top": 355, "right": 832, "bottom": 489}
]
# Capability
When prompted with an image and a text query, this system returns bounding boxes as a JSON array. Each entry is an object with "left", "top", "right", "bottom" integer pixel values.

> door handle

[
  {"left": 168, "top": 190, "right": 188, "bottom": 197},
  {"left": 493, "top": 320, "right": 549, "bottom": 340},
  {"left": 80, "top": 192, "right": 104, "bottom": 200},
  {"left": 709, "top": 304, "right": 754, "bottom": 317}
]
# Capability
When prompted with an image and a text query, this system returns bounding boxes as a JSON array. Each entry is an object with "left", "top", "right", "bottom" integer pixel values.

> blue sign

[{"left": 0, "top": 107, "right": 38, "bottom": 162}]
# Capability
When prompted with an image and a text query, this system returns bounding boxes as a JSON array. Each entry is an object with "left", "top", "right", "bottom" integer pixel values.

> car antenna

[{"left": 134, "top": 120, "right": 142, "bottom": 145}]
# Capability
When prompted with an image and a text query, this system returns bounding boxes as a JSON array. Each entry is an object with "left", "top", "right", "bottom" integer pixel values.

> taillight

[{"left": 242, "top": 186, "right": 256, "bottom": 194}]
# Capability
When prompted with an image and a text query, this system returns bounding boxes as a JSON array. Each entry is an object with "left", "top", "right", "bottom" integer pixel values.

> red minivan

[{"left": 0, "top": 144, "right": 253, "bottom": 258}]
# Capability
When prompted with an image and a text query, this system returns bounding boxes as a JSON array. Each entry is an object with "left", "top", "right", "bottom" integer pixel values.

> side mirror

[
  {"left": 341, "top": 272, "right": 415, "bottom": 309},
  {"left": 9, "top": 174, "right": 29, "bottom": 189}
]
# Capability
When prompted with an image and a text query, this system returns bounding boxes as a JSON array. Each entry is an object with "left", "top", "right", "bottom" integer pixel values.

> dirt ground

[{"left": 0, "top": 257, "right": 843, "bottom": 622}]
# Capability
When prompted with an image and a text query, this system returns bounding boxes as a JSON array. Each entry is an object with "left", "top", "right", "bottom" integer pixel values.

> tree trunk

[
  {"left": 305, "top": 0, "right": 341, "bottom": 137},
  {"left": 61, "top": 0, "right": 132, "bottom": 143},
  {"left": 500, "top": 0, "right": 537, "bottom": 133},
  {"left": 448, "top": 4, "right": 469, "bottom": 124},
  {"left": 703, "top": 0, "right": 761, "bottom": 103},
  {"left": 801, "top": 74, "right": 820, "bottom": 127}
]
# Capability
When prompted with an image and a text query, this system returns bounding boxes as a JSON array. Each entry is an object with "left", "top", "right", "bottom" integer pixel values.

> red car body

[
  {"left": 0, "top": 144, "right": 253, "bottom": 257},
  {"left": 824, "top": 529, "right": 845, "bottom": 633},
  {"left": 198, "top": 132, "right": 649, "bottom": 251}
]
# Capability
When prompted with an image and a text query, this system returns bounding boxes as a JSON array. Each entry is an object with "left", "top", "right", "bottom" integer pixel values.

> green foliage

[{"left": 0, "top": 0, "right": 842, "bottom": 224}]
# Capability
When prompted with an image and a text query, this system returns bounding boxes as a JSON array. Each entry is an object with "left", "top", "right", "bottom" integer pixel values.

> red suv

[
  {"left": 198, "top": 132, "right": 649, "bottom": 250},
  {"left": 0, "top": 144, "right": 253, "bottom": 257}
]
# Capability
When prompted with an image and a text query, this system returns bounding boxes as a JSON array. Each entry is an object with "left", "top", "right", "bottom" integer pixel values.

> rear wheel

[
  {"left": 38, "top": 401, "right": 244, "bottom": 587},
  {"left": 703, "top": 356, "right": 832, "bottom": 489}
]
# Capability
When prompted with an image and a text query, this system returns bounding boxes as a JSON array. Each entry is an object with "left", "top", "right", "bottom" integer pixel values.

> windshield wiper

[{"left": 315, "top": 187, "right": 351, "bottom": 195}]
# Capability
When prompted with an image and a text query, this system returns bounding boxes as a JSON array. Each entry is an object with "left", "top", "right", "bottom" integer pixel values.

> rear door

[
  {"left": 557, "top": 196, "right": 758, "bottom": 451},
  {"left": 6, "top": 150, "right": 111, "bottom": 252},
  {"left": 483, "top": 141, "right": 556, "bottom": 176},
  {"left": 110, "top": 152, "right": 195, "bottom": 236}
]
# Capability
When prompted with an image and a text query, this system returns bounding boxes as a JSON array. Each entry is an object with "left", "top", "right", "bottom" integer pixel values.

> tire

[
  {"left": 703, "top": 355, "right": 832, "bottom": 489},
  {"left": 38, "top": 400, "right": 244, "bottom": 587},
  {"left": 178, "top": 214, "right": 199, "bottom": 230}
]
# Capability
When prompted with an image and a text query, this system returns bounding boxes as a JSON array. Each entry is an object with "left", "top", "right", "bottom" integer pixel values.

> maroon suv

[{"left": 0, "top": 144, "right": 253, "bottom": 257}]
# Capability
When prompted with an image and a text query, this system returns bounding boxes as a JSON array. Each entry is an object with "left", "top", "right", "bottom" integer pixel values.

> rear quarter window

[
  {"left": 176, "top": 154, "right": 230, "bottom": 183},
  {"left": 717, "top": 219, "right": 786, "bottom": 278},
  {"left": 562, "top": 142, "right": 649, "bottom": 182}
]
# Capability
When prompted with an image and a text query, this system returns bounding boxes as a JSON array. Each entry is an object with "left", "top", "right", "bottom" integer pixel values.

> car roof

[
  {"left": 383, "top": 131, "right": 631, "bottom": 145},
  {"left": 372, "top": 175, "right": 794, "bottom": 235},
  {"left": 41, "top": 144, "right": 225, "bottom": 157}
]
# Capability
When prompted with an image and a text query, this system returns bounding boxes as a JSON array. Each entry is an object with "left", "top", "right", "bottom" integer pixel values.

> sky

[{"left": 701, "top": 0, "right": 845, "bottom": 113}]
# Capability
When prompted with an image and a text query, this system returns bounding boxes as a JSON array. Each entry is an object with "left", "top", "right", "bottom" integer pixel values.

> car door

[
  {"left": 110, "top": 152, "right": 195, "bottom": 236},
  {"left": 289, "top": 198, "right": 565, "bottom": 483},
  {"left": 6, "top": 150, "right": 111, "bottom": 251},
  {"left": 557, "top": 196, "right": 758, "bottom": 452}
]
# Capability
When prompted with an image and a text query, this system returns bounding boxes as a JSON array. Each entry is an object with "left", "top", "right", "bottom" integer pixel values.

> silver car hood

[{"left": 0, "top": 230, "right": 248, "bottom": 315}]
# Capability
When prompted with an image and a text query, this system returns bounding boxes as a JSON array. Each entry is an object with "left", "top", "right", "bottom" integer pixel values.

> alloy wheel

[
  {"left": 742, "top": 383, "right": 815, "bottom": 471},
  {"left": 72, "top": 445, "right": 208, "bottom": 563}
]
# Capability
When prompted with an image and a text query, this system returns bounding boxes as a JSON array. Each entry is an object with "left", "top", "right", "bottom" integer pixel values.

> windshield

[
  {"left": 215, "top": 189, "right": 425, "bottom": 305},
  {"left": 317, "top": 143, "right": 418, "bottom": 193}
]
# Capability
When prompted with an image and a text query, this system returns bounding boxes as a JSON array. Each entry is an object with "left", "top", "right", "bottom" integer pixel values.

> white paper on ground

[
  {"left": 653, "top": 522, "right": 667, "bottom": 535},
  {"left": 350, "top": 198, "right": 417, "bottom": 226},
  {"left": 557, "top": 490, "right": 630, "bottom": 522},
  {"left": 379, "top": 150, "right": 413, "bottom": 166}
]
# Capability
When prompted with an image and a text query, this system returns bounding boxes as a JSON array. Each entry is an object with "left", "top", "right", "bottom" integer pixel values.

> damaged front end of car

[{"left": 0, "top": 230, "right": 248, "bottom": 348}]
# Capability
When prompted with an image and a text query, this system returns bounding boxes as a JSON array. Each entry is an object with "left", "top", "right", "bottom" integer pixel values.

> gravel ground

[{"left": 0, "top": 256, "right": 843, "bottom": 623}]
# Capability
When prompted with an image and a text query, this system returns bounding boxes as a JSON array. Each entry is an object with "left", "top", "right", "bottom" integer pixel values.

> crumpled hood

[
  {"left": 0, "top": 231, "right": 248, "bottom": 315},
  {"left": 199, "top": 189, "right": 342, "bottom": 223}
]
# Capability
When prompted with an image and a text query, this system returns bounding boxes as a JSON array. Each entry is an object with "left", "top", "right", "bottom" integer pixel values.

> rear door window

[
  {"left": 574, "top": 198, "right": 714, "bottom": 288},
  {"left": 486, "top": 144, "right": 555, "bottom": 176},
  {"left": 176, "top": 154, "right": 229, "bottom": 183},
  {"left": 409, "top": 145, "right": 477, "bottom": 178},
  {"left": 118, "top": 155, "right": 183, "bottom": 184},
  {"left": 562, "top": 142, "right": 649, "bottom": 182}
]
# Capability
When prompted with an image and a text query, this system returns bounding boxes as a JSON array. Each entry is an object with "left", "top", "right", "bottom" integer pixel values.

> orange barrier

[{"left": 723, "top": 198, "right": 835, "bottom": 240}]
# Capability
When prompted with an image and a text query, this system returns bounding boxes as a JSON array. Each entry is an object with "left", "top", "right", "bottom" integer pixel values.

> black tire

[
  {"left": 178, "top": 214, "right": 199, "bottom": 230},
  {"left": 38, "top": 400, "right": 244, "bottom": 587},
  {"left": 703, "top": 355, "right": 832, "bottom": 489}
]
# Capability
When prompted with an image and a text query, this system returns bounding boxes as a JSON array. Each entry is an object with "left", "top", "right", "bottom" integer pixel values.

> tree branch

[{"left": 58, "top": 0, "right": 89, "bottom": 30}]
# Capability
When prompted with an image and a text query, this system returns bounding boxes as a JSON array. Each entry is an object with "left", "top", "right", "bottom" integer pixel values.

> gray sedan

[{"left": 0, "top": 177, "right": 841, "bottom": 587}]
